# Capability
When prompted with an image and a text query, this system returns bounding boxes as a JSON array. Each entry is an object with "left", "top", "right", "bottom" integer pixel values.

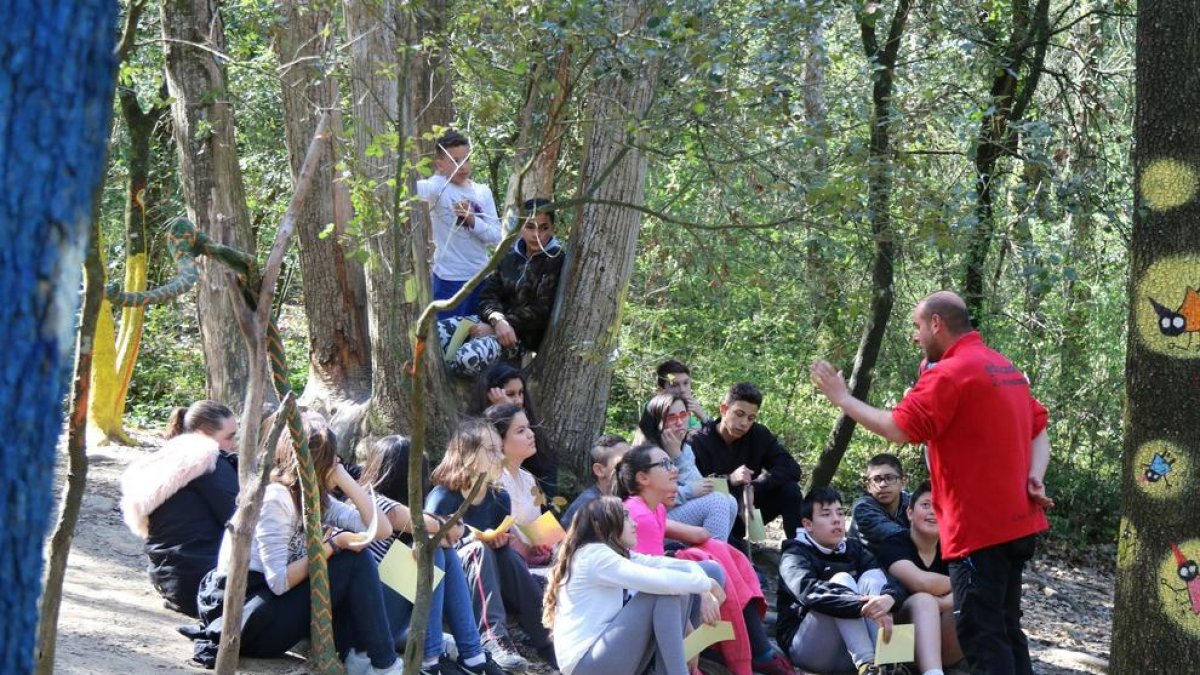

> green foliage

[{"left": 124, "top": 304, "right": 208, "bottom": 428}]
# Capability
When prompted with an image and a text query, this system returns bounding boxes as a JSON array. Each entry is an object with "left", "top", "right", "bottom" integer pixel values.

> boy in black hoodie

[{"left": 777, "top": 487, "right": 905, "bottom": 675}]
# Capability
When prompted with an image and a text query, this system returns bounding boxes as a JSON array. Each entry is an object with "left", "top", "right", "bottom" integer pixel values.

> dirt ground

[{"left": 52, "top": 437, "right": 1113, "bottom": 674}]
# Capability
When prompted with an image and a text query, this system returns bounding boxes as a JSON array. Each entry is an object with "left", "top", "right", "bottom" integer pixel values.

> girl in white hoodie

[{"left": 542, "top": 496, "right": 724, "bottom": 675}]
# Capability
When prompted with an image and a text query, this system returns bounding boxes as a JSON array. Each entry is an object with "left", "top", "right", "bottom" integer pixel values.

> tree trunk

[
  {"left": 807, "top": 0, "right": 910, "bottom": 491},
  {"left": 0, "top": 1, "right": 118, "bottom": 670},
  {"left": 1110, "top": 1, "right": 1200, "bottom": 670},
  {"left": 531, "top": 0, "right": 662, "bottom": 481},
  {"left": 160, "top": 0, "right": 258, "bottom": 408},
  {"left": 344, "top": 0, "right": 458, "bottom": 454},
  {"left": 274, "top": 0, "right": 372, "bottom": 460},
  {"left": 34, "top": 167, "right": 107, "bottom": 675},
  {"left": 505, "top": 47, "right": 574, "bottom": 206},
  {"left": 960, "top": 0, "right": 1050, "bottom": 325},
  {"left": 89, "top": 0, "right": 161, "bottom": 446}
]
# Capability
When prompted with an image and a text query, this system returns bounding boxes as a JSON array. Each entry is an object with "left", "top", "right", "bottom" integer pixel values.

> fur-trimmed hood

[{"left": 120, "top": 433, "right": 222, "bottom": 538}]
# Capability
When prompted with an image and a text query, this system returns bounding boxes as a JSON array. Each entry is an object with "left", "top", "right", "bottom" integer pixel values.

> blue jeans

[
  {"left": 389, "top": 546, "right": 485, "bottom": 661},
  {"left": 433, "top": 275, "right": 483, "bottom": 320}
]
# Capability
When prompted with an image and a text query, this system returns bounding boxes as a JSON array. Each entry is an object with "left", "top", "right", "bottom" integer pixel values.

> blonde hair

[
  {"left": 543, "top": 496, "right": 630, "bottom": 629},
  {"left": 430, "top": 418, "right": 502, "bottom": 492}
]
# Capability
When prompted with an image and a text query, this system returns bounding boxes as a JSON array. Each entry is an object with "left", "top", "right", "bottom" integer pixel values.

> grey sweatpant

[
  {"left": 788, "top": 569, "right": 887, "bottom": 673},
  {"left": 571, "top": 591, "right": 698, "bottom": 675}
]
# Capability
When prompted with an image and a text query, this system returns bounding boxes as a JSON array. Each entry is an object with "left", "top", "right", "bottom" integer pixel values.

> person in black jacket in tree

[
  {"left": 119, "top": 400, "right": 239, "bottom": 617},
  {"left": 690, "top": 382, "right": 804, "bottom": 544},
  {"left": 437, "top": 198, "right": 564, "bottom": 378},
  {"left": 777, "top": 487, "right": 905, "bottom": 675}
]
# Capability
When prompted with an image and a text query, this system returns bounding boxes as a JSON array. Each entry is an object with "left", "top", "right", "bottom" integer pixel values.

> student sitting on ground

[
  {"left": 120, "top": 400, "right": 239, "bottom": 617},
  {"left": 636, "top": 392, "right": 738, "bottom": 542},
  {"left": 874, "top": 482, "right": 965, "bottom": 675},
  {"left": 777, "top": 487, "right": 904, "bottom": 675},
  {"left": 850, "top": 453, "right": 912, "bottom": 554},
  {"left": 437, "top": 198, "right": 563, "bottom": 375},
  {"left": 183, "top": 416, "right": 401, "bottom": 673},
  {"left": 617, "top": 444, "right": 793, "bottom": 675},
  {"left": 638, "top": 358, "right": 712, "bottom": 434},
  {"left": 467, "top": 363, "right": 559, "bottom": 498},
  {"left": 543, "top": 496, "right": 724, "bottom": 675},
  {"left": 691, "top": 382, "right": 804, "bottom": 544},
  {"left": 560, "top": 434, "right": 631, "bottom": 527},
  {"left": 425, "top": 419, "right": 555, "bottom": 671},
  {"left": 358, "top": 435, "right": 508, "bottom": 675},
  {"left": 486, "top": 403, "right": 554, "bottom": 566}
]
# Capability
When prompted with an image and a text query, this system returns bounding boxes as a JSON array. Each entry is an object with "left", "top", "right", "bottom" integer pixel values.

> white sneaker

[{"left": 344, "top": 649, "right": 373, "bottom": 675}]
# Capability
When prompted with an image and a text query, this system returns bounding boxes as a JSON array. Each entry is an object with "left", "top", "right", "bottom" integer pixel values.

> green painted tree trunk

[{"left": 1111, "top": 0, "right": 1200, "bottom": 669}]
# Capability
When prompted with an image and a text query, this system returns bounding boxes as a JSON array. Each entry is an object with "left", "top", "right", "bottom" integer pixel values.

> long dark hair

[
  {"left": 359, "top": 435, "right": 430, "bottom": 505},
  {"left": 272, "top": 416, "right": 338, "bottom": 513},
  {"left": 543, "top": 496, "right": 629, "bottom": 628},
  {"left": 637, "top": 392, "right": 687, "bottom": 448},
  {"left": 614, "top": 443, "right": 664, "bottom": 499},
  {"left": 165, "top": 400, "right": 233, "bottom": 439},
  {"left": 469, "top": 364, "right": 558, "bottom": 486}
]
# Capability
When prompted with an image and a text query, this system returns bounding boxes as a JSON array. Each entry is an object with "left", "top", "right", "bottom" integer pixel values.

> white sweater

[
  {"left": 417, "top": 174, "right": 501, "bottom": 280},
  {"left": 552, "top": 543, "right": 711, "bottom": 675}
]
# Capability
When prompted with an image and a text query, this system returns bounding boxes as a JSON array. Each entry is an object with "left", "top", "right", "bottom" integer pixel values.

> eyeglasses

[
  {"left": 649, "top": 457, "right": 674, "bottom": 472},
  {"left": 867, "top": 474, "right": 902, "bottom": 487},
  {"left": 663, "top": 411, "right": 690, "bottom": 424}
]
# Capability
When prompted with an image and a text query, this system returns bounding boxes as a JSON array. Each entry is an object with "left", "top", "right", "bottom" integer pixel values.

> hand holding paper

[
  {"left": 344, "top": 492, "right": 380, "bottom": 549},
  {"left": 515, "top": 511, "right": 567, "bottom": 547},
  {"left": 873, "top": 623, "right": 914, "bottom": 665},
  {"left": 468, "top": 515, "right": 515, "bottom": 543},
  {"left": 683, "top": 621, "right": 734, "bottom": 661}
]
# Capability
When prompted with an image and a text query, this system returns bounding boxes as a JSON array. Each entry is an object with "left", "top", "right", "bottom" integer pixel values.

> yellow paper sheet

[
  {"left": 683, "top": 620, "right": 734, "bottom": 660},
  {"left": 516, "top": 511, "right": 567, "bottom": 547},
  {"left": 444, "top": 318, "right": 476, "bottom": 362},
  {"left": 378, "top": 541, "right": 445, "bottom": 602},
  {"left": 747, "top": 508, "right": 767, "bottom": 543},
  {"left": 873, "top": 624, "right": 915, "bottom": 665},
  {"left": 467, "top": 515, "right": 515, "bottom": 543},
  {"left": 709, "top": 476, "right": 730, "bottom": 495}
]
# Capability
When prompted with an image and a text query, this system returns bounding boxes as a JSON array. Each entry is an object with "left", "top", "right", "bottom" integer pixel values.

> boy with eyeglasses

[
  {"left": 436, "top": 198, "right": 564, "bottom": 377},
  {"left": 850, "top": 453, "right": 912, "bottom": 555}
]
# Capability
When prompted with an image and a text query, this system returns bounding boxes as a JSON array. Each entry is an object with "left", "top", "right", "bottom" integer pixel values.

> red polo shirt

[{"left": 892, "top": 332, "right": 1048, "bottom": 560}]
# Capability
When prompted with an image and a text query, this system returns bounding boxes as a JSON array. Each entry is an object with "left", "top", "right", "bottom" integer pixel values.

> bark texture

[
  {"left": 275, "top": 0, "right": 372, "bottom": 459},
  {"left": 0, "top": 1, "right": 118, "bottom": 670},
  {"left": 532, "top": 0, "right": 662, "bottom": 481},
  {"left": 160, "top": 0, "right": 257, "bottom": 407},
  {"left": 1111, "top": 1, "right": 1200, "bottom": 670}
]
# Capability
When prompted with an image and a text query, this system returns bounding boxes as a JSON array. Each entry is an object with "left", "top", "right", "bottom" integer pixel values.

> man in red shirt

[{"left": 809, "top": 291, "right": 1052, "bottom": 675}]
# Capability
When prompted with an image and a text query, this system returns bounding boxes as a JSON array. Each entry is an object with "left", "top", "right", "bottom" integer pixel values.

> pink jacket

[{"left": 676, "top": 540, "right": 765, "bottom": 675}]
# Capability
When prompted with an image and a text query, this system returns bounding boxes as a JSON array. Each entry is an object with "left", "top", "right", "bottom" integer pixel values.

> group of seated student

[{"left": 125, "top": 357, "right": 978, "bottom": 675}]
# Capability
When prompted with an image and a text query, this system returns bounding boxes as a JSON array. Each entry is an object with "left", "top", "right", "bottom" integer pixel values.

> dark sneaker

[
  {"left": 753, "top": 652, "right": 795, "bottom": 675},
  {"left": 481, "top": 636, "right": 530, "bottom": 671},
  {"left": 535, "top": 643, "right": 558, "bottom": 670},
  {"left": 457, "top": 652, "right": 510, "bottom": 675}
]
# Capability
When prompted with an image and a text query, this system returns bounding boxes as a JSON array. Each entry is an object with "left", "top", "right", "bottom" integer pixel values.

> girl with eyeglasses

[
  {"left": 616, "top": 444, "right": 795, "bottom": 675},
  {"left": 637, "top": 392, "right": 738, "bottom": 541}
]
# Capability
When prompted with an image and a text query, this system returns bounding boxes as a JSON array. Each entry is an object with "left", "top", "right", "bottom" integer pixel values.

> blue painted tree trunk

[{"left": 0, "top": 1, "right": 118, "bottom": 671}]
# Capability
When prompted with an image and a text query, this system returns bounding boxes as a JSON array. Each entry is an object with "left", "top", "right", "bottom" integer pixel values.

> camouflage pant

[{"left": 436, "top": 315, "right": 524, "bottom": 378}]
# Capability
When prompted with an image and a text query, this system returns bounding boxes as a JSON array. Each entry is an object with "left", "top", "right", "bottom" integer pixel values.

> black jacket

[
  {"left": 144, "top": 452, "right": 238, "bottom": 616},
  {"left": 477, "top": 237, "right": 564, "bottom": 351},
  {"left": 690, "top": 420, "right": 803, "bottom": 492},
  {"left": 776, "top": 535, "right": 905, "bottom": 650}
]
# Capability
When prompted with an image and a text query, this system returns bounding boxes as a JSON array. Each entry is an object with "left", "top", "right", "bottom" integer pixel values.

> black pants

[
  {"left": 949, "top": 535, "right": 1037, "bottom": 675},
  {"left": 191, "top": 551, "right": 401, "bottom": 669},
  {"left": 731, "top": 480, "right": 803, "bottom": 544}
]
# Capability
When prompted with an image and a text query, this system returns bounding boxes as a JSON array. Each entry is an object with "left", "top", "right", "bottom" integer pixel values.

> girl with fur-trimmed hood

[{"left": 120, "top": 400, "right": 239, "bottom": 617}]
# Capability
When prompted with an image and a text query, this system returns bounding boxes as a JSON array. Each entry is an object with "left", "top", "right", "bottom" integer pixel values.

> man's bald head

[{"left": 917, "top": 291, "right": 972, "bottom": 336}]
